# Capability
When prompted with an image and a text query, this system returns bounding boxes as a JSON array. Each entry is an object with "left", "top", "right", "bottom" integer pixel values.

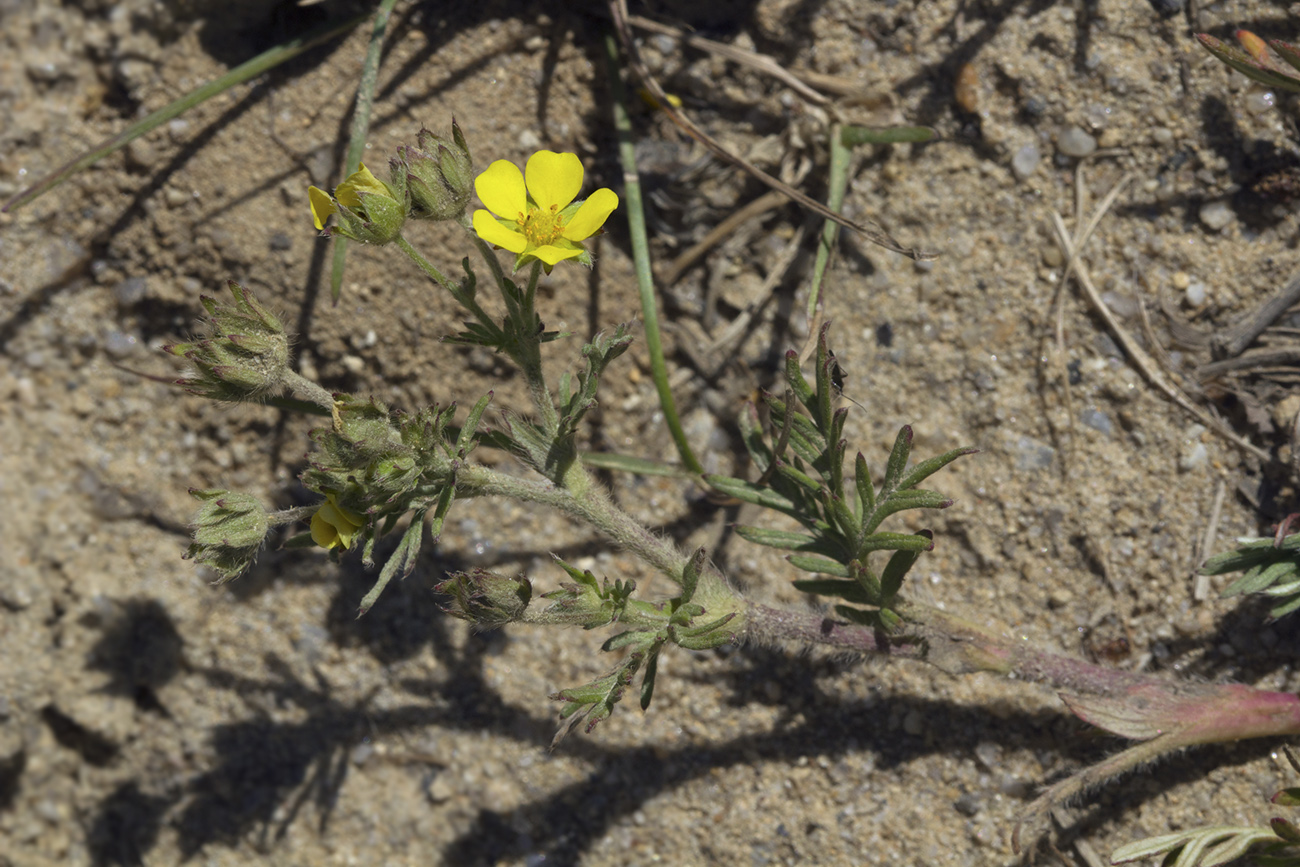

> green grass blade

[
  {"left": 806, "top": 123, "right": 851, "bottom": 320},
  {"left": 329, "top": 0, "right": 401, "bottom": 303},
  {"left": 3, "top": 10, "right": 368, "bottom": 213},
  {"left": 603, "top": 32, "right": 703, "bottom": 475}
]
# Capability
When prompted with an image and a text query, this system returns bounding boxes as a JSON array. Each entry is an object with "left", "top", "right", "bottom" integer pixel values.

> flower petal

[
  {"left": 530, "top": 240, "right": 585, "bottom": 266},
  {"left": 562, "top": 188, "right": 619, "bottom": 241},
  {"left": 475, "top": 160, "right": 527, "bottom": 218},
  {"left": 308, "top": 187, "right": 337, "bottom": 230},
  {"left": 525, "top": 151, "right": 583, "bottom": 211},
  {"left": 310, "top": 509, "right": 340, "bottom": 548},
  {"left": 337, "top": 163, "right": 389, "bottom": 208},
  {"left": 473, "top": 210, "right": 529, "bottom": 253}
]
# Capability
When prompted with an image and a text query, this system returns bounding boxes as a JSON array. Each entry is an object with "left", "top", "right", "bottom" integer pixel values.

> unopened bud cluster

[
  {"left": 309, "top": 121, "right": 474, "bottom": 244},
  {"left": 183, "top": 489, "right": 270, "bottom": 581},
  {"left": 163, "top": 282, "right": 290, "bottom": 402}
]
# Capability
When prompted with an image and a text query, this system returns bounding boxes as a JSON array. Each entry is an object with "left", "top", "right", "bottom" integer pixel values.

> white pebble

[
  {"left": 1011, "top": 143, "right": 1040, "bottom": 180},
  {"left": 1056, "top": 126, "right": 1097, "bottom": 158},
  {"left": 1179, "top": 442, "right": 1208, "bottom": 471},
  {"left": 1245, "top": 89, "right": 1276, "bottom": 115},
  {"left": 1185, "top": 280, "right": 1206, "bottom": 306},
  {"left": 1199, "top": 200, "right": 1235, "bottom": 231}
]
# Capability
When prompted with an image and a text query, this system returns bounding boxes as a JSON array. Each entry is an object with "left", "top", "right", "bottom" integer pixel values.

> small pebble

[
  {"left": 1011, "top": 143, "right": 1040, "bottom": 181},
  {"left": 103, "top": 331, "right": 139, "bottom": 359},
  {"left": 1272, "top": 394, "right": 1300, "bottom": 430},
  {"left": 269, "top": 232, "right": 292, "bottom": 252},
  {"left": 341, "top": 355, "right": 365, "bottom": 374},
  {"left": 1245, "top": 89, "right": 1277, "bottom": 116},
  {"left": 1179, "top": 441, "right": 1208, "bottom": 472},
  {"left": 1151, "top": 126, "right": 1174, "bottom": 145},
  {"left": 1185, "top": 280, "right": 1206, "bottom": 306},
  {"left": 1041, "top": 244, "right": 1063, "bottom": 268},
  {"left": 113, "top": 276, "right": 147, "bottom": 306},
  {"left": 1149, "top": 0, "right": 1183, "bottom": 16},
  {"left": 954, "top": 792, "right": 982, "bottom": 816},
  {"left": 164, "top": 187, "right": 189, "bottom": 208},
  {"left": 1056, "top": 125, "right": 1097, "bottom": 158},
  {"left": 1014, "top": 434, "right": 1056, "bottom": 470},
  {"left": 1080, "top": 407, "right": 1113, "bottom": 435},
  {"left": 518, "top": 129, "right": 541, "bottom": 150},
  {"left": 1171, "top": 271, "right": 1190, "bottom": 290},
  {"left": 1199, "top": 200, "right": 1235, "bottom": 231}
]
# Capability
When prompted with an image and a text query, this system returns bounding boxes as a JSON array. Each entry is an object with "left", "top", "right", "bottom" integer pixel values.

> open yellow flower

[
  {"left": 310, "top": 493, "right": 365, "bottom": 551},
  {"left": 471, "top": 150, "right": 618, "bottom": 272}
]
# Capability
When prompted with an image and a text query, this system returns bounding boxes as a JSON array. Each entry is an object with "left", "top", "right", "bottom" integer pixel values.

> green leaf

[
  {"left": 854, "top": 452, "right": 876, "bottom": 518},
  {"left": 1271, "top": 594, "right": 1300, "bottom": 619},
  {"left": 897, "top": 446, "right": 978, "bottom": 491},
  {"left": 1196, "top": 33, "right": 1300, "bottom": 93},
  {"left": 358, "top": 506, "right": 428, "bottom": 616},
  {"left": 783, "top": 350, "right": 815, "bottom": 408},
  {"left": 1272, "top": 787, "right": 1300, "bottom": 806},
  {"left": 704, "top": 474, "right": 800, "bottom": 514},
  {"left": 857, "top": 532, "right": 936, "bottom": 556},
  {"left": 579, "top": 451, "right": 696, "bottom": 479},
  {"left": 788, "top": 555, "right": 851, "bottom": 578},
  {"left": 879, "top": 533, "right": 930, "bottom": 603},
  {"left": 640, "top": 647, "right": 661, "bottom": 710},
  {"left": 792, "top": 578, "right": 874, "bottom": 604},
  {"left": 680, "top": 547, "right": 706, "bottom": 604},
  {"left": 1223, "top": 560, "right": 1298, "bottom": 597},
  {"left": 879, "top": 426, "right": 914, "bottom": 497},
  {"left": 732, "top": 525, "right": 843, "bottom": 557}
]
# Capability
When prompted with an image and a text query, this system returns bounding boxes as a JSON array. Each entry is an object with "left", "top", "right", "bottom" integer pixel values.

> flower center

[{"left": 519, "top": 204, "right": 564, "bottom": 246}]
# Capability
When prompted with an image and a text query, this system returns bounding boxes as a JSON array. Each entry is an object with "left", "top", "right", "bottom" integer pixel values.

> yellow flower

[
  {"left": 308, "top": 164, "right": 406, "bottom": 245},
  {"left": 471, "top": 150, "right": 618, "bottom": 272},
  {"left": 310, "top": 493, "right": 365, "bottom": 551}
]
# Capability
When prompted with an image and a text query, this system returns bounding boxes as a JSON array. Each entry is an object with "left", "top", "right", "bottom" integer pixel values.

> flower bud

[
  {"left": 436, "top": 569, "right": 532, "bottom": 625},
  {"left": 301, "top": 395, "right": 420, "bottom": 513},
  {"left": 183, "top": 489, "right": 270, "bottom": 581},
  {"left": 397, "top": 121, "right": 474, "bottom": 221},
  {"left": 163, "top": 281, "right": 290, "bottom": 402},
  {"left": 308, "top": 163, "right": 406, "bottom": 245}
]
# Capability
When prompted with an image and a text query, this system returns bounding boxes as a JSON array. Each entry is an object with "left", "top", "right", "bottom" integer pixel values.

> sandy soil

[{"left": 4, "top": 0, "right": 1300, "bottom": 864}]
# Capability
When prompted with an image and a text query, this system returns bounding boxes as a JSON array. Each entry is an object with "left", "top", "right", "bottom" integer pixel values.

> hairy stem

[
  {"left": 284, "top": 370, "right": 335, "bottom": 411},
  {"left": 456, "top": 463, "right": 736, "bottom": 611}
]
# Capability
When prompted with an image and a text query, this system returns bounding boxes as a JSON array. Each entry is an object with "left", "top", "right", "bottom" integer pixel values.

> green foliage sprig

[
  {"left": 1202, "top": 531, "right": 1300, "bottom": 618},
  {"left": 707, "top": 324, "right": 975, "bottom": 629}
]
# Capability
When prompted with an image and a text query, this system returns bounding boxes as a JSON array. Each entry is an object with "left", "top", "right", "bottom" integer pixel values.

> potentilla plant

[{"left": 170, "top": 122, "right": 1300, "bottom": 855}]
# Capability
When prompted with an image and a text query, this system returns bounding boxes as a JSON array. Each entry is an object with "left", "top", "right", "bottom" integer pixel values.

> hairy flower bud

[
  {"left": 301, "top": 395, "right": 420, "bottom": 513},
  {"left": 184, "top": 489, "right": 270, "bottom": 581},
  {"left": 164, "top": 281, "right": 290, "bottom": 402},
  {"left": 436, "top": 569, "right": 532, "bottom": 625},
  {"left": 396, "top": 121, "right": 474, "bottom": 221},
  {"left": 308, "top": 163, "right": 406, "bottom": 245}
]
